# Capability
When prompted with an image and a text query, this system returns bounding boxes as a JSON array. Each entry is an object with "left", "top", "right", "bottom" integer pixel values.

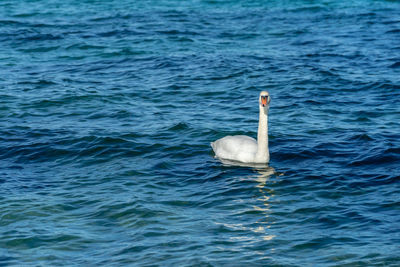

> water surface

[{"left": 1, "top": 0, "right": 400, "bottom": 266}]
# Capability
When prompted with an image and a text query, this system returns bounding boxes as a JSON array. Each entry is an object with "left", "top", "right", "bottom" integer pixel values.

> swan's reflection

[
  {"left": 254, "top": 166, "right": 276, "bottom": 188},
  {"left": 216, "top": 162, "right": 281, "bottom": 243},
  {"left": 218, "top": 158, "right": 271, "bottom": 169},
  {"left": 252, "top": 166, "right": 278, "bottom": 241}
]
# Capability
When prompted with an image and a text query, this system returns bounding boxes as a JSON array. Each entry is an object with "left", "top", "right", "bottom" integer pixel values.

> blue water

[{"left": 1, "top": 0, "right": 400, "bottom": 265}]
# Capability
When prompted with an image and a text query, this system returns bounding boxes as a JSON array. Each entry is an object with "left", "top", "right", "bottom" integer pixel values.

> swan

[{"left": 211, "top": 91, "right": 271, "bottom": 164}]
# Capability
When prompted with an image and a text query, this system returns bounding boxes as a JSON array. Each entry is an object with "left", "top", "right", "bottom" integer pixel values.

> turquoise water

[{"left": 1, "top": 0, "right": 400, "bottom": 265}]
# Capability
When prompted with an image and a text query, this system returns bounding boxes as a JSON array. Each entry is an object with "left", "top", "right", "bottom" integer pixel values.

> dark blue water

[{"left": 1, "top": 0, "right": 400, "bottom": 265}]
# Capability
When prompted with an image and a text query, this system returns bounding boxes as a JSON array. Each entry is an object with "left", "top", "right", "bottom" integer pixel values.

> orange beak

[{"left": 261, "top": 96, "right": 268, "bottom": 107}]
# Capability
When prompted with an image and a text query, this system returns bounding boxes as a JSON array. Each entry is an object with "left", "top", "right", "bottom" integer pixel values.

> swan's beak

[{"left": 261, "top": 96, "right": 269, "bottom": 107}]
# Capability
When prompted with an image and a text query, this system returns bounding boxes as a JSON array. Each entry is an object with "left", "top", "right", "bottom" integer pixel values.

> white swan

[{"left": 211, "top": 91, "right": 271, "bottom": 164}]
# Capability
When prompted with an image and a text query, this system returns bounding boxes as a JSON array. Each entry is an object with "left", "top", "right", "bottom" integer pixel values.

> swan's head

[{"left": 259, "top": 91, "right": 271, "bottom": 109}]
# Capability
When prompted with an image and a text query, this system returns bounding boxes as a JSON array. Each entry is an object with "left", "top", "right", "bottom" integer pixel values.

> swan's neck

[{"left": 256, "top": 107, "right": 269, "bottom": 162}]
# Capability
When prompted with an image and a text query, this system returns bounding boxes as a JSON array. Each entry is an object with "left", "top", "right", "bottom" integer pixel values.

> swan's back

[{"left": 211, "top": 135, "right": 258, "bottom": 163}]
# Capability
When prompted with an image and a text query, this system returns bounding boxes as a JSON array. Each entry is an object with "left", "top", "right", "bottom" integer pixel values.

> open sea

[{"left": 1, "top": 0, "right": 400, "bottom": 266}]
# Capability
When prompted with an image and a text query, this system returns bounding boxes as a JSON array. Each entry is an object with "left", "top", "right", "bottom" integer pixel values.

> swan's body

[
  {"left": 211, "top": 135, "right": 259, "bottom": 163},
  {"left": 211, "top": 91, "right": 271, "bottom": 164}
]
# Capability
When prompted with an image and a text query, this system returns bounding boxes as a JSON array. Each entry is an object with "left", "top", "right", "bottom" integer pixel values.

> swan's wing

[{"left": 211, "top": 135, "right": 258, "bottom": 162}]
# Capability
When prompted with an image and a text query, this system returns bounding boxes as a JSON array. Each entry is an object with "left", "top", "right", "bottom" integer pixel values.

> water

[{"left": 1, "top": 0, "right": 400, "bottom": 265}]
